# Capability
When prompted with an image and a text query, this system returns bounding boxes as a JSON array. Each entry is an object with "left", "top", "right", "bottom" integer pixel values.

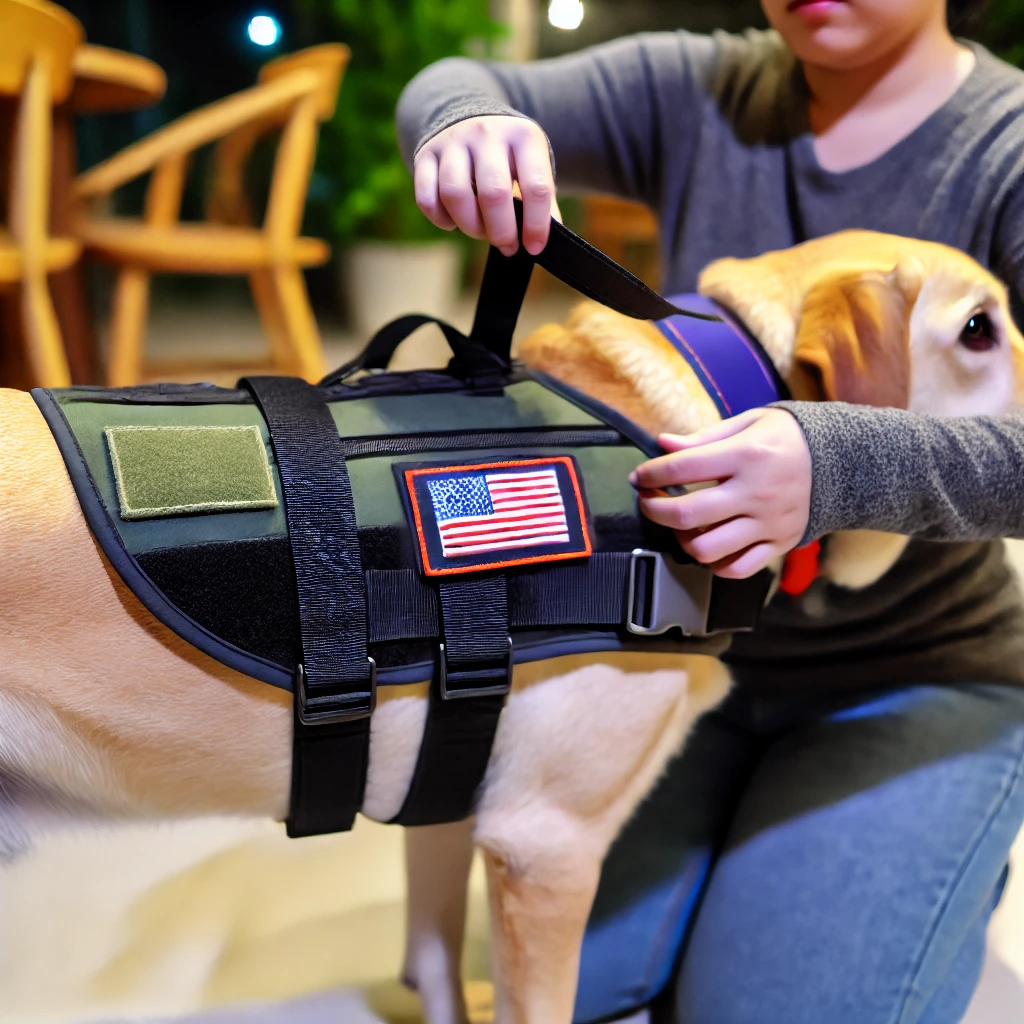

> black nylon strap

[
  {"left": 286, "top": 712, "right": 371, "bottom": 838},
  {"left": 509, "top": 554, "right": 631, "bottom": 627},
  {"left": 320, "top": 314, "right": 505, "bottom": 387},
  {"left": 389, "top": 691, "right": 504, "bottom": 827},
  {"left": 324, "top": 203, "right": 725, "bottom": 390},
  {"left": 391, "top": 575, "right": 510, "bottom": 827},
  {"left": 240, "top": 375, "right": 373, "bottom": 838},
  {"left": 439, "top": 575, "right": 509, "bottom": 676},
  {"left": 471, "top": 200, "right": 722, "bottom": 365},
  {"left": 364, "top": 555, "right": 770, "bottom": 643}
]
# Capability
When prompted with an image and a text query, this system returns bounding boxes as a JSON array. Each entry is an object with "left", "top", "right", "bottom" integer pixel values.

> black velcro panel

[{"left": 136, "top": 537, "right": 300, "bottom": 668}]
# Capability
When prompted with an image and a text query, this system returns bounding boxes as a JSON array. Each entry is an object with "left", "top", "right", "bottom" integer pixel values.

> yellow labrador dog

[{"left": 1, "top": 231, "right": 1021, "bottom": 1024}]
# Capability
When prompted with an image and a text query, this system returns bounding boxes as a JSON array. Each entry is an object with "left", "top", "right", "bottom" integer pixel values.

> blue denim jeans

[{"left": 574, "top": 683, "right": 1024, "bottom": 1024}]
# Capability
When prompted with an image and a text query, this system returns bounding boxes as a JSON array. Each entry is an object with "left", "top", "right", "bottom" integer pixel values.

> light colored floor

[{"left": 2, "top": 296, "right": 1022, "bottom": 1023}]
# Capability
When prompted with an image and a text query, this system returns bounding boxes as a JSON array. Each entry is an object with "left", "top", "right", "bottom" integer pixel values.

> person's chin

[
  {"left": 777, "top": 21, "right": 879, "bottom": 71},
  {"left": 770, "top": 0, "right": 867, "bottom": 63}
]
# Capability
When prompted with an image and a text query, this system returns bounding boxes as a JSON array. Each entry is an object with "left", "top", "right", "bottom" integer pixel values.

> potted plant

[{"left": 297, "top": 0, "right": 506, "bottom": 337}]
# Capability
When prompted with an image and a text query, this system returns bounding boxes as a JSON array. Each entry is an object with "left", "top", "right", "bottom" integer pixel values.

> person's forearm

[
  {"left": 398, "top": 33, "right": 714, "bottom": 204},
  {"left": 777, "top": 401, "right": 1024, "bottom": 542},
  {"left": 396, "top": 57, "right": 524, "bottom": 168}
]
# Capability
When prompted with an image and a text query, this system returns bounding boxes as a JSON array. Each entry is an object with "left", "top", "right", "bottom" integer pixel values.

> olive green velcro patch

[{"left": 105, "top": 425, "right": 278, "bottom": 520}]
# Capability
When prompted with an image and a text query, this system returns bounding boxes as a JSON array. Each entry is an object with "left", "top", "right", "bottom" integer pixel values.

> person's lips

[{"left": 787, "top": 0, "right": 845, "bottom": 15}]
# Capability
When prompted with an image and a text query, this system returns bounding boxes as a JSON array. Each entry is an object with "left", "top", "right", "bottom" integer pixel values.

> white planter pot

[{"left": 342, "top": 240, "right": 462, "bottom": 342}]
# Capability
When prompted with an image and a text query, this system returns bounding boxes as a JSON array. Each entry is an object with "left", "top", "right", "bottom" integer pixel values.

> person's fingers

[
  {"left": 414, "top": 151, "right": 456, "bottom": 230},
  {"left": 471, "top": 140, "right": 520, "bottom": 256},
  {"left": 511, "top": 134, "right": 555, "bottom": 255},
  {"left": 630, "top": 441, "right": 738, "bottom": 490},
  {"left": 437, "top": 145, "right": 485, "bottom": 239},
  {"left": 638, "top": 483, "right": 741, "bottom": 532},
  {"left": 682, "top": 517, "right": 762, "bottom": 565},
  {"left": 706, "top": 542, "right": 778, "bottom": 579},
  {"left": 656, "top": 410, "right": 764, "bottom": 453}
]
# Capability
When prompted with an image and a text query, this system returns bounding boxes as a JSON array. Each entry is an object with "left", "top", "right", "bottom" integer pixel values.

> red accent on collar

[{"left": 780, "top": 540, "right": 821, "bottom": 597}]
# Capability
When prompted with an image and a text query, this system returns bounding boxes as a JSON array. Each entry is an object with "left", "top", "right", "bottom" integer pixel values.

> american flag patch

[{"left": 403, "top": 457, "right": 592, "bottom": 576}]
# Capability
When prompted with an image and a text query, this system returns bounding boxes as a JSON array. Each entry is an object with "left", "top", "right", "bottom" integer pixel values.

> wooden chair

[
  {"left": 0, "top": 0, "right": 83, "bottom": 388},
  {"left": 75, "top": 44, "right": 349, "bottom": 386}
]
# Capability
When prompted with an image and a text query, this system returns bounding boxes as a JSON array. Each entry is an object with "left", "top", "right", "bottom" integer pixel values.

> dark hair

[{"left": 948, "top": 0, "right": 990, "bottom": 32}]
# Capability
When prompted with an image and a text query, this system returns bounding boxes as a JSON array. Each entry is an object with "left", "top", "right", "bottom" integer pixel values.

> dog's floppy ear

[{"left": 792, "top": 267, "right": 914, "bottom": 408}]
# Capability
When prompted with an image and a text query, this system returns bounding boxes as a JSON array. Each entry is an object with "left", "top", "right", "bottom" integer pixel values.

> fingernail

[{"left": 628, "top": 471, "right": 637, "bottom": 485}]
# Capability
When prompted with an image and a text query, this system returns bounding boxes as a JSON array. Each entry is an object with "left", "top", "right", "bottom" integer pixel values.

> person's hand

[
  {"left": 414, "top": 115, "right": 558, "bottom": 257},
  {"left": 630, "top": 408, "right": 813, "bottom": 578}
]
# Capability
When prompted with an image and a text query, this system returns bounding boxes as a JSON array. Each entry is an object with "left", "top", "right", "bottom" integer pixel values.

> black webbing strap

[
  {"left": 320, "top": 314, "right": 506, "bottom": 388},
  {"left": 320, "top": 203, "right": 722, "bottom": 390},
  {"left": 240, "top": 376, "right": 375, "bottom": 838},
  {"left": 364, "top": 555, "right": 772, "bottom": 643},
  {"left": 470, "top": 200, "right": 721, "bottom": 366},
  {"left": 391, "top": 575, "right": 511, "bottom": 827}
]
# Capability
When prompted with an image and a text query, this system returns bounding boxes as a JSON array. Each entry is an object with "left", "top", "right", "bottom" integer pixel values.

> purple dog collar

[{"left": 656, "top": 294, "right": 788, "bottom": 418}]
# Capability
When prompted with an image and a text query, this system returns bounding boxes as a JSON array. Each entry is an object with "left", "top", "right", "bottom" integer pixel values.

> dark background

[
  {"left": 58, "top": 0, "right": 1018, "bottom": 316},
  {"left": 62, "top": 0, "right": 1012, "bottom": 165}
]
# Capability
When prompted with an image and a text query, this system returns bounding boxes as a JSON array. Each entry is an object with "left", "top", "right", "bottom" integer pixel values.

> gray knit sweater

[{"left": 396, "top": 30, "right": 1024, "bottom": 692}]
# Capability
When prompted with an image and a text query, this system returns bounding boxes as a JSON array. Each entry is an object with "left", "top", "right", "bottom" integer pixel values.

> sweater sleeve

[
  {"left": 775, "top": 401, "right": 1024, "bottom": 543},
  {"left": 395, "top": 31, "right": 721, "bottom": 206}
]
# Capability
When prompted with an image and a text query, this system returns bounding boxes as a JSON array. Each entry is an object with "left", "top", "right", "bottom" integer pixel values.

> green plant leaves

[{"left": 298, "top": 0, "right": 506, "bottom": 243}]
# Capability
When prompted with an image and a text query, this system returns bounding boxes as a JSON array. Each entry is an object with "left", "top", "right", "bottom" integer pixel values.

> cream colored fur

[{"left": 1, "top": 230, "right": 1021, "bottom": 1024}]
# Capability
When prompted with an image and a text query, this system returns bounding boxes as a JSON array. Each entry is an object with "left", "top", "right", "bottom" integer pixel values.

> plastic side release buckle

[
  {"left": 627, "top": 549, "right": 715, "bottom": 637},
  {"left": 296, "top": 659, "right": 377, "bottom": 725}
]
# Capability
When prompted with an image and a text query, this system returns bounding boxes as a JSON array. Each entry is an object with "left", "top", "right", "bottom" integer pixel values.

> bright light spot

[
  {"left": 548, "top": 0, "right": 584, "bottom": 30},
  {"left": 247, "top": 14, "right": 280, "bottom": 46}
]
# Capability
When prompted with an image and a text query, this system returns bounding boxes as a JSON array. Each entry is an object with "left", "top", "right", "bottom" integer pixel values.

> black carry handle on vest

[
  {"left": 271, "top": 204, "right": 727, "bottom": 837},
  {"left": 322, "top": 199, "right": 720, "bottom": 388}
]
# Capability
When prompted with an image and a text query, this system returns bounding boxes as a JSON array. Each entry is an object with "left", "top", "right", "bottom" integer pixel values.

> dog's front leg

[
  {"left": 480, "top": 825, "right": 602, "bottom": 1024},
  {"left": 472, "top": 653, "right": 732, "bottom": 1023},
  {"left": 402, "top": 818, "right": 475, "bottom": 1024}
]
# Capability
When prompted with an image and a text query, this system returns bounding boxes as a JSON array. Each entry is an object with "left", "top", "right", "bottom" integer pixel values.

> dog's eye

[{"left": 959, "top": 312, "right": 997, "bottom": 352}]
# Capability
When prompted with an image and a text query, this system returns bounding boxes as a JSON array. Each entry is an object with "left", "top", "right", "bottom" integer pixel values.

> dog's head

[
  {"left": 521, "top": 230, "right": 1024, "bottom": 437},
  {"left": 699, "top": 230, "right": 1024, "bottom": 418}
]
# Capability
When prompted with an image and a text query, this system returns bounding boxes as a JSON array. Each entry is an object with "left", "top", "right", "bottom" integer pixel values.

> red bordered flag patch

[{"left": 403, "top": 456, "right": 592, "bottom": 577}]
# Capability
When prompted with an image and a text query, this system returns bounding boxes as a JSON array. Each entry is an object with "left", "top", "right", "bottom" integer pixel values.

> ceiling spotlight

[
  {"left": 247, "top": 14, "right": 281, "bottom": 47},
  {"left": 548, "top": 0, "right": 584, "bottom": 31}
]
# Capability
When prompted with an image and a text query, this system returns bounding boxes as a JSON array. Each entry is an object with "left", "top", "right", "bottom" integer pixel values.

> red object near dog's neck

[{"left": 780, "top": 540, "right": 822, "bottom": 596}]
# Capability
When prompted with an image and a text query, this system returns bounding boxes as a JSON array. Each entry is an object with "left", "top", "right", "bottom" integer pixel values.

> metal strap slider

[
  {"left": 439, "top": 637, "right": 514, "bottom": 700},
  {"left": 296, "top": 658, "right": 378, "bottom": 725}
]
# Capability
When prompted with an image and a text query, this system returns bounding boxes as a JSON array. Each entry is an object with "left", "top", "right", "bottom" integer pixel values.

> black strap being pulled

[
  {"left": 320, "top": 202, "right": 721, "bottom": 388},
  {"left": 240, "top": 375, "right": 375, "bottom": 838},
  {"left": 470, "top": 200, "right": 722, "bottom": 367},
  {"left": 390, "top": 575, "right": 511, "bottom": 827}
]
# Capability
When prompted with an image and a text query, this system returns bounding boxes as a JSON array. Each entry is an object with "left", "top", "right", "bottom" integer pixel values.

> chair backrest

[
  {"left": 204, "top": 45, "right": 349, "bottom": 230},
  {"left": 0, "top": 0, "right": 82, "bottom": 103},
  {"left": 256, "top": 45, "right": 350, "bottom": 243},
  {"left": 259, "top": 43, "right": 350, "bottom": 122}
]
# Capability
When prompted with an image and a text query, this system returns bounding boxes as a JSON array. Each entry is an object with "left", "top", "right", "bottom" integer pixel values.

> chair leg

[
  {"left": 21, "top": 270, "right": 71, "bottom": 388},
  {"left": 107, "top": 267, "right": 151, "bottom": 387},
  {"left": 268, "top": 265, "right": 326, "bottom": 383},
  {"left": 249, "top": 269, "right": 294, "bottom": 374}
]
